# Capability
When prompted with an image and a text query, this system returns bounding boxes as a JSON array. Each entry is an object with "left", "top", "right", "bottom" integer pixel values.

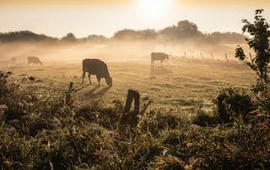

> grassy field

[
  {"left": 1, "top": 58, "right": 269, "bottom": 169},
  {"left": 3, "top": 59, "right": 255, "bottom": 117}
]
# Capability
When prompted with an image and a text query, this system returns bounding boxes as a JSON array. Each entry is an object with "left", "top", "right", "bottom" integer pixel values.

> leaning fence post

[
  {"left": 120, "top": 89, "right": 140, "bottom": 127},
  {"left": 133, "top": 91, "right": 140, "bottom": 114},
  {"left": 123, "top": 90, "right": 133, "bottom": 114},
  {"left": 211, "top": 53, "right": 214, "bottom": 61},
  {"left": 200, "top": 52, "right": 204, "bottom": 60},
  {"left": 123, "top": 89, "right": 140, "bottom": 115}
]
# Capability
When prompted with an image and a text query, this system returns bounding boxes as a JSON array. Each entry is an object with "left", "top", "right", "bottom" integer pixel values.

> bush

[
  {"left": 192, "top": 113, "right": 218, "bottom": 127},
  {"left": 149, "top": 155, "right": 185, "bottom": 170},
  {"left": 215, "top": 88, "right": 254, "bottom": 123}
]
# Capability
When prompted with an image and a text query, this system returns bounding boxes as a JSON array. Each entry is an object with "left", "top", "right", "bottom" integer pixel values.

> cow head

[{"left": 106, "top": 77, "right": 112, "bottom": 87}]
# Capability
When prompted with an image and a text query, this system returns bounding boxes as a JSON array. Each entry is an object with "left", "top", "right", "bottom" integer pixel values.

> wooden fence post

[
  {"left": 211, "top": 53, "right": 214, "bottom": 61},
  {"left": 123, "top": 89, "right": 140, "bottom": 115},
  {"left": 120, "top": 89, "right": 140, "bottom": 127},
  {"left": 200, "top": 52, "right": 204, "bottom": 60}
]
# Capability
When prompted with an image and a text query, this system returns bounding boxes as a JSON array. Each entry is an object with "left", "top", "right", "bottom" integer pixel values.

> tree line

[{"left": 0, "top": 20, "right": 245, "bottom": 44}]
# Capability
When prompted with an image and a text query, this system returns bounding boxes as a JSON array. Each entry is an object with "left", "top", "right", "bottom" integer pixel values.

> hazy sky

[{"left": 0, "top": 0, "right": 269, "bottom": 38}]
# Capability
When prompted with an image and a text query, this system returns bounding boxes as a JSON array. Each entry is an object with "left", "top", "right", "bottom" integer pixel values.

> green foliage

[
  {"left": 149, "top": 155, "right": 185, "bottom": 170},
  {"left": 235, "top": 9, "right": 270, "bottom": 92},
  {"left": 192, "top": 111, "right": 218, "bottom": 127},
  {"left": 61, "top": 33, "right": 77, "bottom": 42},
  {"left": 0, "top": 70, "right": 269, "bottom": 169},
  {"left": 215, "top": 88, "right": 254, "bottom": 123},
  {"left": 0, "top": 31, "right": 57, "bottom": 42}
]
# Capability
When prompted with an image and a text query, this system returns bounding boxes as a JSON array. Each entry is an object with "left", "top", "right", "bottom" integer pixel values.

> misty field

[
  {"left": 2, "top": 58, "right": 269, "bottom": 169},
  {"left": 3, "top": 59, "right": 254, "bottom": 115},
  {"left": 1, "top": 7, "right": 270, "bottom": 169}
]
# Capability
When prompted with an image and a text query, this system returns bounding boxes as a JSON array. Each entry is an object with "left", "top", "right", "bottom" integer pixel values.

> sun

[{"left": 137, "top": 0, "right": 173, "bottom": 19}]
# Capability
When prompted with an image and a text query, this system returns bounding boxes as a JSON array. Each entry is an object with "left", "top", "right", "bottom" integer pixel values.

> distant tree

[
  {"left": 138, "top": 29, "right": 157, "bottom": 39},
  {"left": 113, "top": 29, "right": 142, "bottom": 40},
  {"left": 0, "top": 30, "right": 57, "bottom": 42},
  {"left": 0, "top": 20, "right": 247, "bottom": 44},
  {"left": 235, "top": 9, "right": 270, "bottom": 92},
  {"left": 61, "top": 33, "right": 77, "bottom": 42},
  {"left": 160, "top": 20, "right": 202, "bottom": 40},
  {"left": 205, "top": 32, "right": 245, "bottom": 44},
  {"left": 113, "top": 29, "right": 158, "bottom": 40},
  {"left": 81, "top": 35, "right": 108, "bottom": 43}
]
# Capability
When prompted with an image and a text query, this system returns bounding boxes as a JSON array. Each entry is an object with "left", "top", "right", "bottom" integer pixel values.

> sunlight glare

[{"left": 137, "top": 0, "right": 173, "bottom": 20}]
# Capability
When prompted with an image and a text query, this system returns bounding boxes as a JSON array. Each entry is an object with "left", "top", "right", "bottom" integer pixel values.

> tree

[
  {"left": 61, "top": 33, "right": 77, "bottom": 42},
  {"left": 113, "top": 29, "right": 139, "bottom": 40},
  {"left": 160, "top": 20, "right": 202, "bottom": 41},
  {"left": 235, "top": 9, "right": 270, "bottom": 93}
]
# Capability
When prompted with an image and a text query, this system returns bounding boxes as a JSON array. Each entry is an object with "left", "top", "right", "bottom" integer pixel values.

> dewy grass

[{"left": 0, "top": 68, "right": 269, "bottom": 169}]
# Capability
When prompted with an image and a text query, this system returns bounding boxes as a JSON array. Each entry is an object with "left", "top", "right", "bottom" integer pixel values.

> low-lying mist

[{"left": 0, "top": 40, "right": 250, "bottom": 67}]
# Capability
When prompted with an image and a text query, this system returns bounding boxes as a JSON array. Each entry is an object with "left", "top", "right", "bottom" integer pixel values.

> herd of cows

[{"left": 24, "top": 52, "right": 170, "bottom": 87}]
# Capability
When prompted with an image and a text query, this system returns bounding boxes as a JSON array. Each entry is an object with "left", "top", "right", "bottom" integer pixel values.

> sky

[{"left": 0, "top": 0, "right": 269, "bottom": 38}]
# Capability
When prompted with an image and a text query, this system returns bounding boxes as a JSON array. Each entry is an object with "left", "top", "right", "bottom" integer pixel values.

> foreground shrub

[
  {"left": 192, "top": 109, "right": 218, "bottom": 127},
  {"left": 149, "top": 155, "right": 185, "bottom": 170},
  {"left": 215, "top": 88, "right": 254, "bottom": 123},
  {"left": 137, "top": 111, "right": 183, "bottom": 137}
]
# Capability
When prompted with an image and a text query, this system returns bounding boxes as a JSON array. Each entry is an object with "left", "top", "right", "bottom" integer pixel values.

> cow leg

[
  {"left": 88, "top": 74, "right": 92, "bottom": 85},
  {"left": 97, "top": 76, "right": 101, "bottom": 86},
  {"left": 161, "top": 60, "right": 163, "bottom": 67},
  {"left": 82, "top": 71, "right": 86, "bottom": 84}
]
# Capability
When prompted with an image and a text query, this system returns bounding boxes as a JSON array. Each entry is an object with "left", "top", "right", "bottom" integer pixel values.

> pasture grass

[
  {"left": 1, "top": 60, "right": 268, "bottom": 169},
  {"left": 3, "top": 60, "right": 254, "bottom": 115}
]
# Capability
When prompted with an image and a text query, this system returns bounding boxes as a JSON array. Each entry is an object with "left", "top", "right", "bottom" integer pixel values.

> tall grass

[{"left": 0, "top": 71, "right": 269, "bottom": 169}]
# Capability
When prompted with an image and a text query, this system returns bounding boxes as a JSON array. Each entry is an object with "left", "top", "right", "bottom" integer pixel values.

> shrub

[
  {"left": 192, "top": 109, "right": 218, "bottom": 127},
  {"left": 149, "top": 155, "right": 185, "bottom": 170},
  {"left": 215, "top": 88, "right": 254, "bottom": 123}
]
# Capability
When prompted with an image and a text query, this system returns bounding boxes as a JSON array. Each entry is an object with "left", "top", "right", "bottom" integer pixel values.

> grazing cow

[
  {"left": 151, "top": 52, "right": 169, "bottom": 67},
  {"left": 27, "top": 56, "right": 43, "bottom": 65},
  {"left": 82, "top": 59, "right": 112, "bottom": 87}
]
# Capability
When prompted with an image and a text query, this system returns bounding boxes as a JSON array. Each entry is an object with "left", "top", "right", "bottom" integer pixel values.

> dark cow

[
  {"left": 82, "top": 59, "right": 112, "bottom": 87},
  {"left": 28, "top": 56, "right": 43, "bottom": 65},
  {"left": 151, "top": 52, "right": 169, "bottom": 67}
]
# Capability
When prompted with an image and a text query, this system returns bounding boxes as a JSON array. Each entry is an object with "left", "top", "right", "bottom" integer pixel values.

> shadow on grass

[
  {"left": 85, "top": 86, "right": 111, "bottom": 98},
  {"left": 151, "top": 67, "right": 172, "bottom": 76}
]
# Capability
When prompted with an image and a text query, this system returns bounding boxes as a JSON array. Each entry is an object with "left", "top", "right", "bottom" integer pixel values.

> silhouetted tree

[
  {"left": 235, "top": 9, "right": 270, "bottom": 92},
  {"left": 205, "top": 32, "right": 245, "bottom": 44},
  {"left": 61, "top": 33, "right": 77, "bottom": 42},
  {"left": 84, "top": 35, "right": 108, "bottom": 42},
  {"left": 0, "top": 20, "right": 246, "bottom": 44},
  {"left": 159, "top": 20, "right": 203, "bottom": 40},
  {"left": 0, "top": 30, "right": 57, "bottom": 42},
  {"left": 113, "top": 29, "right": 139, "bottom": 40}
]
